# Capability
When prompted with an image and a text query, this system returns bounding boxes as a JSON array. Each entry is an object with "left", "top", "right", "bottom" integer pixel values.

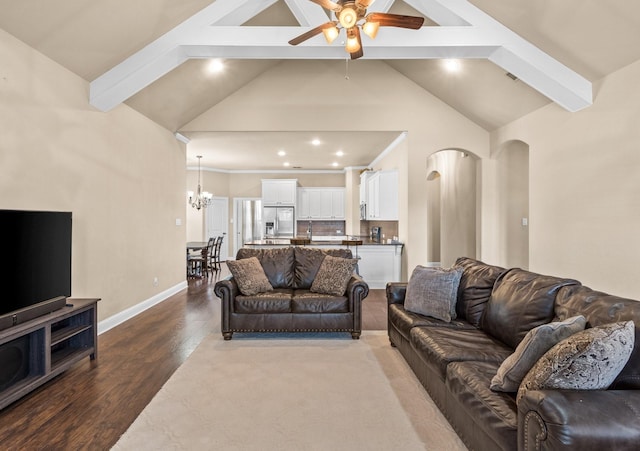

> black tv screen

[{"left": 0, "top": 210, "right": 72, "bottom": 318}]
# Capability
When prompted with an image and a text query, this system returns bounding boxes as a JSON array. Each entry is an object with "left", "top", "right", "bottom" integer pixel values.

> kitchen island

[{"left": 243, "top": 236, "right": 403, "bottom": 288}]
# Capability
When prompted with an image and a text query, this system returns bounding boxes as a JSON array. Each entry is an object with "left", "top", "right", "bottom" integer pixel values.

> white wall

[
  {"left": 0, "top": 29, "right": 187, "bottom": 321},
  {"left": 492, "top": 59, "right": 640, "bottom": 299}
]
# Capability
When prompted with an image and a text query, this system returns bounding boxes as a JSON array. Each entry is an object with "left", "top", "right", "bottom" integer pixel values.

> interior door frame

[{"left": 206, "top": 197, "right": 229, "bottom": 260}]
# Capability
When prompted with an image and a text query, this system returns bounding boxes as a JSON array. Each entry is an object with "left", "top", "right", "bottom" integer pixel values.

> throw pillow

[
  {"left": 227, "top": 257, "right": 274, "bottom": 296},
  {"left": 310, "top": 255, "right": 357, "bottom": 296},
  {"left": 516, "top": 321, "right": 635, "bottom": 404},
  {"left": 490, "top": 315, "right": 587, "bottom": 392},
  {"left": 404, "top": 266, "right": 463, "bottom": 322}
]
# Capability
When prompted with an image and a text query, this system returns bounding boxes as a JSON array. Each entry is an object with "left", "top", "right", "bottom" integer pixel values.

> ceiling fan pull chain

[{"left": 345, "top": 57, "right": 350, "bottom": 80}]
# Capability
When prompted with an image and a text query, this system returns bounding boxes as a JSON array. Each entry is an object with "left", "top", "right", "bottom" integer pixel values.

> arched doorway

[
  {"left": 426, "top": 150, "right": 477, "bottom": 267},
  {"left": 497, "top": 141, "right": 529, "bottom": 268}
]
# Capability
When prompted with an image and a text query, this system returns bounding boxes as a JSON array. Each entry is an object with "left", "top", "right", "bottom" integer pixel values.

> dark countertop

[{"left": 244, "top": 237, "right": 403, "bottom": 246}]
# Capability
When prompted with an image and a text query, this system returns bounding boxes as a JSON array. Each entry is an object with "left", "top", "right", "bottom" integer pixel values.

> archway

[
  {"left": 426, "top": 150, "right": 478, "bottom": 267},
  {"left": 496, "top": 141, "right": 529, "bottom": 268}
]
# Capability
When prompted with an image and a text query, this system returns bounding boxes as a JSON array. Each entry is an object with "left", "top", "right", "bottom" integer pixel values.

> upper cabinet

[
  {"left": 297, "top": 188, "right": 345, "bottom": 220},
  {"left": 262, "top": 179, "right": 297, "bottom": 206},
  {"left": 366, "top": 170, "right": 398, "bottom": 220}
]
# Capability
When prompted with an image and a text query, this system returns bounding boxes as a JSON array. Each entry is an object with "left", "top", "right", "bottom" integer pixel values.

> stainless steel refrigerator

[
  {"left": 240, "top": 200, "right": 263, "bottom": 246},
  {"left": 263, "top": 206, "right": 295, "bottom": 238}
]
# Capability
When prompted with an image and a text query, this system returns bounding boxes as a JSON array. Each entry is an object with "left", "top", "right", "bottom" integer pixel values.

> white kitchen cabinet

[
  {"left": 366, "top": 170, "right": 398, "bottom": 220},
  {"left": 298, "top": 188, "right": 345, "bottom": 220},
  {"left": 262, "top": 179, "right": 297, "bottom": 206}
]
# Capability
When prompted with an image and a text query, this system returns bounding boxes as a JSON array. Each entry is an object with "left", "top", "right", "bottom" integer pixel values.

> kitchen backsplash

[
  {"left": 296, "top": 220, "right": 345, "bottom": 237},
  {"left": 360, "top": 220, "right": 399, "bottom": 239}
]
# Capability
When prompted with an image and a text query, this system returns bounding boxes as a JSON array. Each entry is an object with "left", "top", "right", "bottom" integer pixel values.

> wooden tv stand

[{"left": 0, "top": 298, "right": 99, "bottom": 410}]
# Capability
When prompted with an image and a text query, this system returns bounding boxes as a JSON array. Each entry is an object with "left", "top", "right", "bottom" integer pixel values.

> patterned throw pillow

[
  {"left": 227, "top": 257, "right": 274, "bottom": 296},
  {"left": 310, "top": 255, "right": 357, "bottom": 296},
  {"left": 516, "top": 321, "right": 635, "bottom": 404},
  {"left": 490, "top": 315, "right": 586, "bottom": 392},
  {"left": 404, "top": 266, "right": 463, "bottom": 322}
]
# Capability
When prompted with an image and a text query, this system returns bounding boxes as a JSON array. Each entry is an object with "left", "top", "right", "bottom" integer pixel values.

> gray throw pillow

[
  {"left": 404, "top": 266, "right": 463, "bottom": 322},
  {"left": 490, "top": 315, "right": 586, "bottom": 392},
  {"left": 516, "top": 321, "right": 635, "bottom": 404},
  {"left": 310, "top": 255, "right": 357, "bottom": 296},
  {"left": 227, "top": 257, "right": 274, "bottom": 296}
]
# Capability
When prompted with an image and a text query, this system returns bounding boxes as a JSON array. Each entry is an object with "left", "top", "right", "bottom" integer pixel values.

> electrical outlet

[{"left": 153, "top": 277, "right": 159, "bottom": 286}]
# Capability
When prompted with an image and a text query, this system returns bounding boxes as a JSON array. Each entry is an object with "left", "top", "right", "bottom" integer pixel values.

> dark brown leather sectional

[
  {"left": 215, "top": 247, "right": 369, "bottom": 340},
  {"left": 387, "top": 257, "right": 640, "bottom": 451}
]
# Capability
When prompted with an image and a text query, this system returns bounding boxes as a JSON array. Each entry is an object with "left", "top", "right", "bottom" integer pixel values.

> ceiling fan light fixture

[
  {"left": 362, "top": 21, "right": 379, "bottom": 39},
  {"left": 338, "top": 7, "right": 358, "bottom": 29},
  {"left": 322, "top": 25, "right": 339, "bottom": 44},
  {"left": 345, "top": 33, "right": 361, "bottom": 53}
]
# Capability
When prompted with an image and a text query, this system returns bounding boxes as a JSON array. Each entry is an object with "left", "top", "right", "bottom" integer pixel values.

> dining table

[{"left": 186, "top": 241, "right": 208, "bottom": 277}]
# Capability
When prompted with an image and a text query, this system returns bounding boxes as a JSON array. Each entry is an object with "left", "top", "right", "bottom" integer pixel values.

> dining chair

[
  {"left": 188, "top": 238, "right": 213, "bottom": 277},
  {"left": 209, "top": 235, "right": 224, "bottom": 271}
]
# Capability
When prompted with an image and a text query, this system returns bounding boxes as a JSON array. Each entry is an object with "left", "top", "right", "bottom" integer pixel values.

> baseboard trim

[{"left": 97, "top": 281, "right": 188, "bottom": 335}]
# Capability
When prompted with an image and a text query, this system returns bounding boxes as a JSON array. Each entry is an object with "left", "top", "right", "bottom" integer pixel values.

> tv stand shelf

[{"left": 0, "top": 298, "right": 99, "bottom": 410}]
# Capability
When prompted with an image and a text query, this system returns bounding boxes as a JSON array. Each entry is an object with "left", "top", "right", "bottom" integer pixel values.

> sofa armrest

[
  {"left": 518, "top": 389, "right": 640, "bottom": 451},
  {"left": 386, "top": 282, "right": 407, "bottom": 306},
  {"left": 214, "top": 278, "right": 239, "bottom": 336},
  {"left": 346, "top": 274, "right": 369, "bottom": 301}
]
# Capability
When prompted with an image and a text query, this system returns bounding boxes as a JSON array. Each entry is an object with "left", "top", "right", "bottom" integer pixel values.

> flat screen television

[{"left": 0, "top": 209, "right": 72, "bottom": 332}]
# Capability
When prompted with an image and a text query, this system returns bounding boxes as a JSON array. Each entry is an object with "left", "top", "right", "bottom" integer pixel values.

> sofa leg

[
  {"left": 223, "top": 332, "right": 233, "bottom": 340},
  {"left": 351, "top": 332, "right": 361, "bottom": 339}
]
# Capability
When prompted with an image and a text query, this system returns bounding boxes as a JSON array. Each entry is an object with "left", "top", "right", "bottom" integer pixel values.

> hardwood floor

[{"left": 0, "top": 265, "right": 388, "bottom": 450}]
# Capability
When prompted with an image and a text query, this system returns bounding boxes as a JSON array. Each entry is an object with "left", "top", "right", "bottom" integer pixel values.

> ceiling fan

[{"left": 288, "top": 0, "right": 425, "bottom": 60}]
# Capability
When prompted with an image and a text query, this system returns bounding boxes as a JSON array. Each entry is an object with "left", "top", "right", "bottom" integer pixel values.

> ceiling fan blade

[
  {"left": 366, "top": 12, "right": 424, "bottom": 29},
  {"left": 288, "top": 22, "right": 335, "bottom": 46},
  {"left": 356, "top": 0, "right": 375, "bottom": 7},
  {"left": 310, "top": 0, "right": 342, "bottom": 12},
  {"left": 350, "top": 26, "right": 364, "bottom": 60}
]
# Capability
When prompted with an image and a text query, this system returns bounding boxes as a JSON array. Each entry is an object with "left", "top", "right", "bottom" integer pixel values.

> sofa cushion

[
  {"left": 410, "top": 326, "right": 513, "bottom": 381},
  {"left": 236, "top": 247, "right": 295, "bottom": 289},
  {"left": 453, "top": 257, "right": 506, "bottom": 327},
  {"left": 234, "top": 289, "right": 293, "bottom": 313},
  {"left": 482, "top": 268, "right": 579, "bottom": 349},
  {"left": 292, "top": 290, "right": 349, "bottom": 313},
  {"left": 226, "top": 256, "right": 274, "bottom": 296},
  {"left": 404, "top": 266, "right": 463, "bottom": 322},
  {"left": 388, "top": 304, "right": 476, "bottom": 341},
  {"left": 294, "top": 247, "right": 352, "bottom": 289},
  {"left": 446, "top": 361, "right": 518, "bottom": 450},
  {"left": 517, "top": 321, "right": 635, "bottom": 404},
  {"left": 490, "top": 315, "right": 586, "bottom": 392},
  {"left": 310, "top": 255, "right": 357, "bottom": 296},
  {"left": 554, "top": 284, "right": 640, "bottom": 389}
]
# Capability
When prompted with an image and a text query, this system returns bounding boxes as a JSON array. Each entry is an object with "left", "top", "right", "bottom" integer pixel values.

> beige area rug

[{"left": 113, "top": 331, "right": 467, "bottom": 451}]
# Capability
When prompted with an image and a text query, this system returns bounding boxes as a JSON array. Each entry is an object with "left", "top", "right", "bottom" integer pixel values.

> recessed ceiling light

[
  {"left": 332, "top": 162, "right": 339, "bottom": 167},
  {"left": 443, "top": 59, "right": 461, "bottom": 72},
  {"left": 336, "top": 150, "right": 344, "bottom": 157},
  {"left": 311, "top": 138, "right": 321, "bottom": 146},
  {"left": 278, "top": 150, "right": 286, "bottom": 156},
  {"left": 283, "top": 162, "right": 290, "bottom": 167},
  {"left": 207, "top": 59, "right": 225, "bottom": 74}
]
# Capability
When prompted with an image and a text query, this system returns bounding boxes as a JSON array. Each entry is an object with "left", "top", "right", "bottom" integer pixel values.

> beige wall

[
  {"left": 182, "top": 60, "right": 489, "bottom": 276},
  {"left": 492, "top": 59, "right": 640, "bottom": 299},
  {"left": 0, "top": 29, "right": 188, "bottom": 322}
]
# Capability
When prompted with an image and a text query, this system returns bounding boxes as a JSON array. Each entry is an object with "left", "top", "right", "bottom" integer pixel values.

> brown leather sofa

[
  {"left": 214, "top": 247, "right": 369, "bottom": 340},
  {"left": 387, "top": 257, "right": 640, "bottom": 451}
]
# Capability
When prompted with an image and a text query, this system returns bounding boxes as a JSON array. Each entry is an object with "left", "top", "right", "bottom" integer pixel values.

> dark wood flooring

[{"left": 0, "top": 264, "right": 388, "bottom": 450}]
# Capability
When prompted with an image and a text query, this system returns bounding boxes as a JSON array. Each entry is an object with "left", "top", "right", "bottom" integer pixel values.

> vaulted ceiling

[{"left": 2, "top": 0, "right": 640, "bottom": 171}]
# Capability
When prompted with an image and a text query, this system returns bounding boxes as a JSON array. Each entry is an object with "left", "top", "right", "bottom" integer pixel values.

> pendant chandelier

[{"left": 187, "top": 155, "right": 212, "bottom": 210}]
